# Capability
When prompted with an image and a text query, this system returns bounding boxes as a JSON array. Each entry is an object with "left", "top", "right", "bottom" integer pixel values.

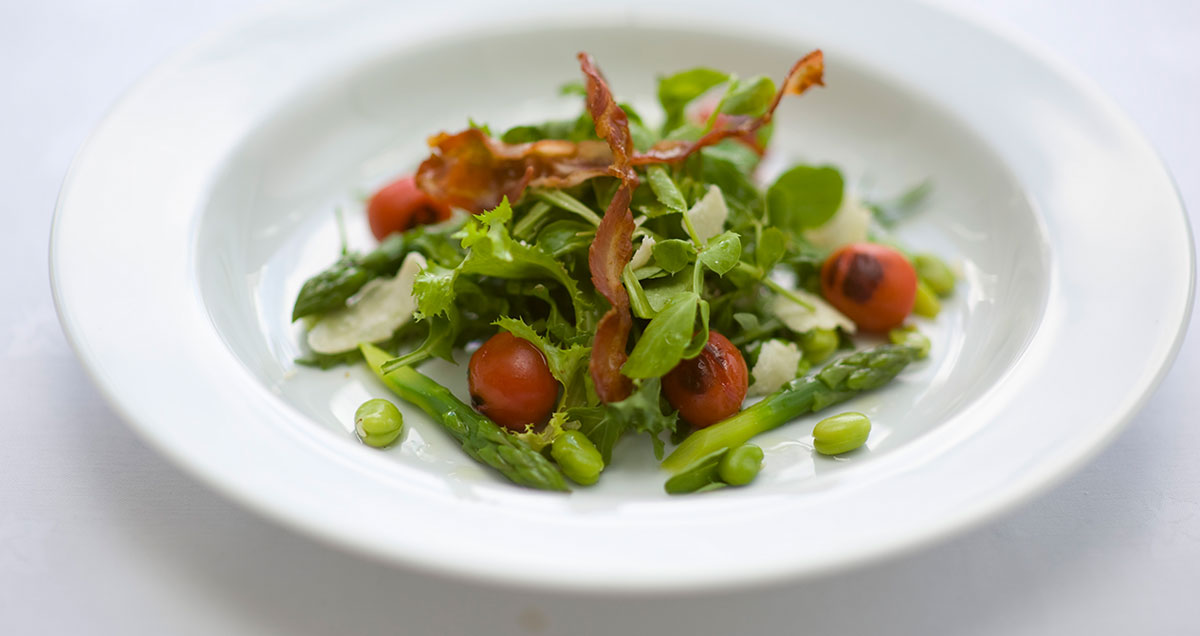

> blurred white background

[{"left": 1, "top": 1, "right": 1197, "bottom": 634}]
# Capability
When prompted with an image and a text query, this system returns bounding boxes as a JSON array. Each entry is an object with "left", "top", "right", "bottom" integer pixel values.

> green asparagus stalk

[
  {"left": 291, "top": 233, "right": 411, "bottom": 321},
  {"left": 291, "top": 257, "right": 369, "bottom": 321},
  {"left": 293, "top": 224, "right": 464, "bottom": 321},
  {"left": 662, "top": 344, "right": 921, "bottom": 473},
  {"left": 360, "top": 343, "right": 569, "bottom": 492}
]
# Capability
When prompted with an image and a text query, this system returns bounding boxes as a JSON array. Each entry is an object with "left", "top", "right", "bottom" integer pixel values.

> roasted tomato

[
  {"left": 366, "top": 175, "right": 452, "bottom": 241},
  {"left": 820, "top": 243, "right": 917, "bottom": 332},
  {"left": 662, "top": 331, "right": 749, "bottom": 428},
  {"left": 468, "top": 332, "right": 558, "bottom": 431}
]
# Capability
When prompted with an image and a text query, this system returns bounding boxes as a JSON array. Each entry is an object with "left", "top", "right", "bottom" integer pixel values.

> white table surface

[{"left": 3, "top": 1, "right": 1198, "bottom": 634}]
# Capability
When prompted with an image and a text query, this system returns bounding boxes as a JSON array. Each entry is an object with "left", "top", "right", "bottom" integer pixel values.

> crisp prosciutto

[
  {"left": 414, "top": 51, "right": 825, "bottom": 210},
  {"left": 415, "top": 129, "right": 616, "bottom": 213},
  {"left": 578, "top": 52, "right": 638, "bottom": 403}
]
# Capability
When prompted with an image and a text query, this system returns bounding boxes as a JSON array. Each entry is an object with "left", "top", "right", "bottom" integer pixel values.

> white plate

[{"left": 50, "top": 0, "right": 1193, "bottom": 592}]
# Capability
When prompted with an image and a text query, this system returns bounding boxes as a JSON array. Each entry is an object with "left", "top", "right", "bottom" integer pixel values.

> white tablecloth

[{"left": 3, "top": 1, "right": 1198, "bottom": 633}]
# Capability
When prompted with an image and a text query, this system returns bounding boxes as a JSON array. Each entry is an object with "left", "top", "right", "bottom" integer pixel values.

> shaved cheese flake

[
  {"left": 686, "top": 185, "right": 728, "bottom": 244},
  {"left": 628, "top": 235, "right": 656, "bottom": 270},
  {"left": 307, "top": 252, "right": 427, "bottom": 354},
  {"left": 748, "top": 339, "right": 803, "bottom": 396},
  {"left": 770, "top": 287, "right": 856, "bottom": 334},
  {"left": 803, "top": 194, "right": 871, "bottom": 250}
]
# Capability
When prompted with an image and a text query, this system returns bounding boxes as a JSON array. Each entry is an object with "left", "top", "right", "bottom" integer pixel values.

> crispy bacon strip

[
  {"left": 414, "top": 50, "right": 824, "bottom": 213},
  {"left": 415, "top": 129, "right": 615, "bottom": 213},
  {"left": 588, "top": 184, "right": 635, "bottom": 403},
  {"left": 579, "top": 52, "right": 638, "bottom": 403},
  {"left": 578, "top": 55, "right": 636, "bottom": 181},
  {"left": 631, "top": 50, "right": 824, "bottom": 165}
]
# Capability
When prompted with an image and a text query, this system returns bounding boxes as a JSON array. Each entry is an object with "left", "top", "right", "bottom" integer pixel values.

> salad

[{"left": 291, "top": 50, "right": 955, "bottom": 493}]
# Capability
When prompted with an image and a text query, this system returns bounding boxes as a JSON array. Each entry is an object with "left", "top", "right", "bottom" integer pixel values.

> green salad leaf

[
  {"left": 692, "top": 145, "right": 763, "bottom": 230},
  {"left": 569, "top": 377, "right": 678, "bottom": 461},
  {"left": 380, "top": 311, "right": 460, "bottom": 371},
  {"left": 531, "top": 189, "right": 603, "bottom": 226},
  {"left": 458, "top": 199, "right": 576, "bottom": 285},
  {"left": 624, "top": 267, "right": 657, "bottom": 319},
  {"left": 511, "top": 201, "right": 553, "bottom": 241},
  {"left": 642, "top": 269, "right": 692, "bottom": 313},
  {"left": 718, "top": 75, "right": 776, "bottom": 118},
  {"left": 698, "top": 231, "right": 742, "bottom": 276},
  {"left": 623, "top": 291, "right": 705, "bottom": 379},
  {"left": 501, "top": 113, "right": 595, "bottom": 144},
  {"left": 700, "top": 140, "right": 761, "bottom": 177},
  {"left": 414, "top": 198, "right": 588, "bottom": 324},
  {"left": 536, "top": 220, "right": 594, "bottom": 258},
  {"left": 767, "top": 165, "right": 845, "bottom": 231},
  {"left": 646, "top": 165, "right": 688, "bottom": 214},
  {"left": 657, "top": 68, "right": 730, "bottom": 133},
  {"left": 652, "top": 239, "right": 697, "bottom": 274},
  {"left": 412, "top": 263, "right": 460, "bottom": 319},
  {"left": 512, "top": 411, "right": 570, "bottom": 453},
  {"left": 754, "top": 226, "right": 788, "bottom": 271},
  {"left": 507, "top": 281, "right": 577, "bottom": 342}
]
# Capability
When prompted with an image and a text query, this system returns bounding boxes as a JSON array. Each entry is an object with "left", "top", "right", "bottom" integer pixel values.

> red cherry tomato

[
  {"left": 820, "top": 243, "right": 917, "bottom": 332},
  {"left": 468, "top": 332, "right": 559, "bottom": 431},
  {"left": 662, "top": 331, "right": 749, "bottom": 428},
  {"left": 366, "top": 175, "right": 452, "bottom": 241}
]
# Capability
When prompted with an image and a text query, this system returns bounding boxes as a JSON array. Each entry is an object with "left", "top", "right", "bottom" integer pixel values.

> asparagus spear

[
  {"left": 360, "top": 343, "right": 569, "bottom": 492},
  {"left": 293, "top": 225, "right": 464, "bottom": 321},
  {"left": 291, "top": 257, "right": 369, "bottom": 322},
  {"left": 662, "top": 344, "right": 921, "bottom": 472},
  {"left": 291, "top": 234, "right": 407, "bottom": 321}
]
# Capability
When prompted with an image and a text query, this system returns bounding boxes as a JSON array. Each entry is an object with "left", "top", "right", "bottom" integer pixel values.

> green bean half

[
  {"left": 551, "top": 430, "right": 604, "bottom": 486},
  {"left": 717, "top": 444, "right": 764, "bottom": 486},
  {"left": 665, "top": 444, "right": 764, "bottom": 494},
  {"left": 800, "top": 328, "right": 839, "bottom": 364},
  {"left": 912, "top": 280, "right": 941, "bottom": 318},
  {"left": 913, "top": 253, "right": 956, "bottom": 297},
  {"left": 812, "top": 411, "right": 871, "bottom": 455}
]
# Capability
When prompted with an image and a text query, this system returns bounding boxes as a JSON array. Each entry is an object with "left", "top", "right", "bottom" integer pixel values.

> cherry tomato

[
  {"left": 662, "top": 331, "right": 749, "bottom": 428},
  {"left": 820, "top": 243, "right": 917, "bottom": 332},
  {"left": 366, "top": 175, "right": 452, "bottom": 241},
  {"left": 468, "top": 332, "right": 558, "bottom": 431}
]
